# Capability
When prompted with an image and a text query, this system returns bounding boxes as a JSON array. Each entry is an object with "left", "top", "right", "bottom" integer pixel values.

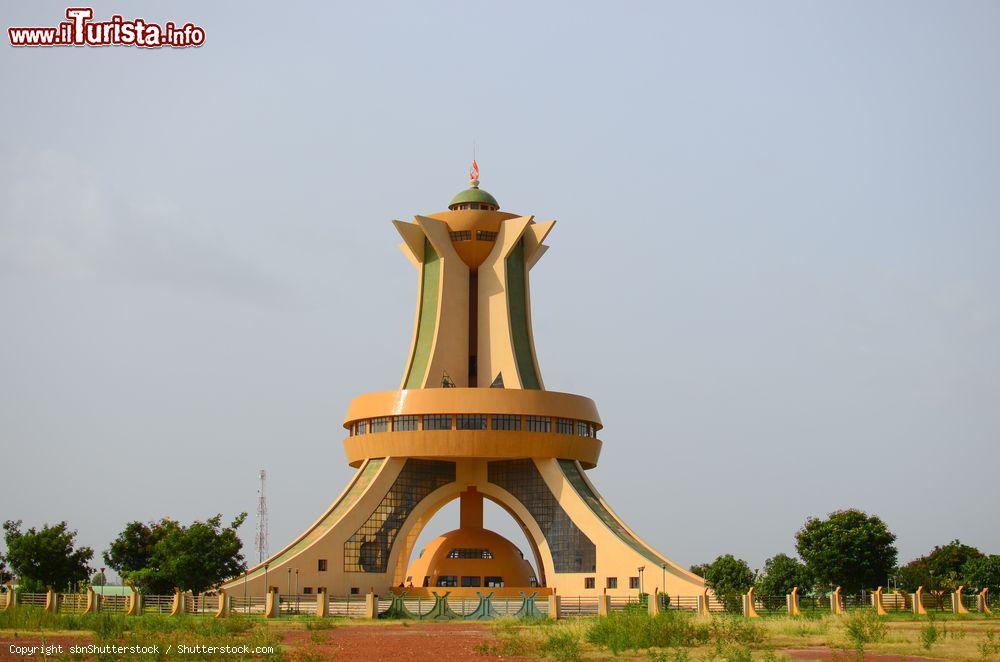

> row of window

[
  {"left": 448, "top": 229, "right": 500, "bottom": 242},
  {"left": 447, "top": 548, "right": 493, "bottom": 559},
  {"left": 452, "top": 202, "right": 498, "bottom": 211},
  {"left": 583, "top": 577, "right": 642, "bottom": 590},
  {"left": 350, "top": 414, "right": 598, "bottom": 438}
]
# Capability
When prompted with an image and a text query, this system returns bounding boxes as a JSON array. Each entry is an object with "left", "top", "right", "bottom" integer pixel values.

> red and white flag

[{"left": 469, "top": 160, "right": 480, "bottom": 181}]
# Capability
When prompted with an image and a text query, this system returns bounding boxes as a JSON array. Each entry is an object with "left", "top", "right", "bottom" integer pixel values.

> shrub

[
  {"left": 920, "top": 622, "right": 940, "bottom": 650},
  {"left": 587, "top": 610, "right": 710, "bottom": 653},
  {"left": 539, "top": 630, "right": 581, "bottom": 661},
  {"left": 843, "top": 609, "right": 886, "bottom": 660}
]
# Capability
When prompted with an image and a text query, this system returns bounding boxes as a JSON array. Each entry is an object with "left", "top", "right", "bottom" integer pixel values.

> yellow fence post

[
  {"left": 831, "top": 587, "right": 843, "bottom": 615},
  {"left": 169, "top": 588, "right": 184, "bottom": 616},
  {"left": 698, "top": 588, "right": 711, "bottom": 617},
  {"left": 648, "top": 589, "right": 660, "bottom": 616},
  {"left": 2, "top": 583, "right": 16, "bottom": 611},
  {"left": 787, "top": 586, "right": 801, "bottom": 616},
  {"left": 597, "top": 588, "right": 609, "bottom": 617},
  {"left": 215, "top": 589, "right": 229, "bottom": 618},
  {"left": 264, "top": 587, "right": 278, "bottom": 618},
  {"left": 913, "top": 586, "right": 927, "bottom": 615},
  {"left": 316, "top": 587, "right": 328, "bottom": 618},
  {"left": 44, "top": 588, "right": 57, "bottom": 613},
  {"left": 364, "top": 592, "right": 379, "bottom": 620},
  {"left": 872, "top": 587, "right": 887, "bottom": 616},
  {"left": 742, "top": 587, "right": 760, "bottom": 618},
  {"left": 126, "top": 585, "right": 140, "bottom": 616},
  {"left": 979, "top": 588, "right": 991, "bottom": 615},
  {"left": 83, "top": 587, "right": 98, "bottom": 614},
  {"left": 953, "top": 586, "right": 969, "bottom": 614},
  {"left": 548, "top": 594, "right": 560, "bottom": 620}
]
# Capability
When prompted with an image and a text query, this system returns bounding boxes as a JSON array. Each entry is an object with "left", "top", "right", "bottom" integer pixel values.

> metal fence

[{"left": 558, "top": 596, "right": 599, "bottom": 617}]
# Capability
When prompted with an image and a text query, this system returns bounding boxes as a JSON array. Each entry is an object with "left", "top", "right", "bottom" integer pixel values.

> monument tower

[{"left": 223, "top": 165, "right": 705, "bottom": 598}]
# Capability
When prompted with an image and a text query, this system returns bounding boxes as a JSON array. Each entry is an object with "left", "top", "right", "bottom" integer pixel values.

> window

[
  {"left": 370, "top": 417, "right": 388, "bottom": 433},
  {"left": 393, "top": 415, "right": 418, "bottom": 431},
  {"left": 354, "top": 420, "right": 366, "bottom": 436},
  {"left": 584, "top": 577, "right": 595, "bottom": 589},
  {"left": 456, "top": 414, "right": 487, "bottom": 430},
  {"left": 606, "top": 577, "right": 618, "bottom": 589},
  {"left": 491, "top": 414, "right": 521, "bottom": 431},
  {"left": 449, "top": 230, "right": 472, "bottom": 241},
  {"left": 629, "top": 577, "right": 640, "bottom": 589},
  {"left": 525, "top": 416, "right": 550, "bottom": 433},
  {"left": 350, "top": 587, "right": 359, "bottom": 595},
  {"left": 447, "top": 548, "right": 493, "bottom": 559},
  {"left": 470, "top": 203, "right": 480, "bottom": 210},
  {"left": 461, "top": 576, "right": 481, "bottom": 587},
  {"left": 303, "top": 587, "right": 312, "bottom": 594},
  {"left": 485, "top": 576, "right": 504, "bottom": 587},
  {"left": 577, "top": 421, "right": 590, "bottom": 436},
  {"left": 529, "top": 577, "right": 538, "bottom": 587},
  {"left": 556, "top": 418, "right": 574, "bottom": 435},
  {"left": 317, "top": 559, "right": 327, "bottom": 572},
  {"left": 422, "top": 414, "right": 452, "bottom": 430},
  {"left": 437, "top": 576, "right": 458, "bottom": 587},
  {"left": 477, "top": 230, "right": 498, "bottom": 241}
]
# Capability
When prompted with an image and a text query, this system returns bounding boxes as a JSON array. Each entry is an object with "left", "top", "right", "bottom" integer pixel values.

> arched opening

[{"left": 397, "top": 487, "right": 544, "bottom": 591}]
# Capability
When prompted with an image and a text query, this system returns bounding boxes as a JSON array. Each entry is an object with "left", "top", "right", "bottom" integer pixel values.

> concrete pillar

[
  {"left": 831, "top": 587, "right": 843, "bottom": 615},
  {"left": 872, "top": 587, "right": 887, "bottom": 616},
  {"left": 364, "top": 592, "right": 378, "bottom": 620},
  {"left": 44, "top": 588, "right": 57, "bottom": 613},
  {"left": 3, "top": 585, "right": 17, "bottom": 611},
  {"left": 787, "top": 586, "right": 801, "bottom": 616},
  {"left": 264, "top": 587, "right": 279, "bottom": 618},
  {"left": 953, "top": 586, "right": 969, "bottom": 614},
  {"left": 648, "top": 589, "right": 660, "bottom": 616},
  {"left": 215, "top": 589, "right": 230, "bottom": 618},
  {"left": 742, "top": 587, "right": 759, "bottom": 618},
  {"left": 697, "top": 588, "right": 710, "bottom": 617},
  {"left": 979, "top": 588, "right": 991, "bottom": 615},
  {"left": 126, "top": 586, "right": 141, "bottom": 616},
  {"left": 913, "top": 586, "right": 927, "bottom": 615},
  {"left": 316, "top": 587, "right": 329, "bottom": 618},
  {"left": 548, "top": 594, "right": 560, "bottom": 620},
  {"left": 597, "top": 589, "right": 609, "bottom": 617},
  {"left": 169, "top": 588, "right": 185, "bottom": 616},
  {"left": 83, "top": 587, "right": 99, "bottom": 614}
]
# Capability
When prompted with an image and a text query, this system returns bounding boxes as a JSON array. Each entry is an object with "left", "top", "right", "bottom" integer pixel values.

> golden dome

[{"left": 404, "top": 527, "right": 537, "bottom": 589}]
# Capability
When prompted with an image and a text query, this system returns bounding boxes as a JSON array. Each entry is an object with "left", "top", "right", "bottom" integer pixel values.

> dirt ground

[
  {"left": 780, "top": 648, "right": 946, "bottom": 662},
  {"left": 283, "top": 622, "right": 530, "bottom": 661}
]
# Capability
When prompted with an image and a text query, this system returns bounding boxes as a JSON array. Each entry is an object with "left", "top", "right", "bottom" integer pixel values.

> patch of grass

[
  {"left": 920, "top": 621, "right": 940, "bottom": 650},
  {"left": 979, "top": 631, "right": 1000, "bottom": 659},
  {"left": 301, "top": 617, "right": 336, "bottom": 631},
  {"left": 538, "top": 630, "right": 581, "bottom": 661},
  {"left": 843, "top": 609, "right": 886, "bottom": 660},
  {"left": 587, "top": 610, "right": 711, "bottom": 654}
]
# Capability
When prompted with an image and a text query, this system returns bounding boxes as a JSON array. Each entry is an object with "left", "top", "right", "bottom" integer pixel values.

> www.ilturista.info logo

[{"left": 8, "top": 7, "right": 205, "bottom": 48}]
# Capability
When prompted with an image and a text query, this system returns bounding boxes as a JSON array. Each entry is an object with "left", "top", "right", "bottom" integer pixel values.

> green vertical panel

[
  {"left": 558, "top": 459, "right": 665, "bottom": 566},
  {"left": 505, "top": 239, "right": 540, "bottom": 389},
  {"left": 405, "top": 240, "right": 440, "bottom": 389}
]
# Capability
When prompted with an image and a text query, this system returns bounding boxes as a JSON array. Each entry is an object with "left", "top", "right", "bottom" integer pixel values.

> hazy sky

[{"left": 1, "top": 1, "right": 998, "bottom": 581}]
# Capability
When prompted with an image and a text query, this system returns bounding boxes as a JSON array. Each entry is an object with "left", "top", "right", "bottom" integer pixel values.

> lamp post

[
  {"left": 264, "top": 563, "right": 269, "bottom": 607},
  {"left": 661, "top": 563, "right": 666, "bottom": 598},
  {"left": 638, "top": 566, "right": 645, "bottom": 597},
  {"left": 243, "top": 570, "right": 248, "bottom": 614},
  {"left": 294, "top": 569, "right": 299, "bottom": 613}
]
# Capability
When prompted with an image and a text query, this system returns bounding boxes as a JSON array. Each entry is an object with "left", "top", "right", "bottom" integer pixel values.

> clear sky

[{"left": 1, "top": 1, "right": 998, "bottom": 580}]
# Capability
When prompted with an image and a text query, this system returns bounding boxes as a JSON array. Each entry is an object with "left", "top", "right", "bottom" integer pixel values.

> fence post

[
  {"left": 126, "top": 586, "right": 141, "bottom": 616},
  {"left": 913, "top": 586, "right": 927, "bottom": 615},
  {"left": 3, "top": 584, "right": 17, "bottom": 611},
  {"left": 264, "top": 587, "right": 279, "bottom": 618},
  {"left": 787, "top": 586, "right": 801, "bottom": 616},
  {"left": 698, "top": 588, "right": 711, "bottom": 617},
  {"left": 169, "top": 588, "right": 184, "bottom": 616},
  {"left": 316, "top": 587, "right": 328, "bottom": 618},
  {"left": 953, "top": 586, "right": 969, "bottom": 614},
  {"left": 830, "top": 587, "right": 843, "bottom": 615},
  {"left": 742, "top": 587, "right": 760, "bottom": 618},
  {"left": 872, "top": 587, "right": 887, "bottom": 616},
  {"left": 648, "top": 589, "right": 660, "bottom": 616},
  {"left": 83, "top": 587, "right": 98, "bottom": 614},
  {"left": 44, "top": 588, "right": 58, "bottom": 613},
  {"left": 598, "top": 588, "right": 609, "bottom": 617},
  {"left": 364, "top": 592, "right": 378, "bottom": 619},
  {"left": 979, "top": 588, "right": 991, "bottom": 615},
  {"left": 215, "top": 589, "right": 229, "bottom": 618},
  {"left": 548, "top": 594, "right": 560, "bottom": 620}
]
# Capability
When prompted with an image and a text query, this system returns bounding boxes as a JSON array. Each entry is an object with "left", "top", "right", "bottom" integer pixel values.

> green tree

[
  {"left": 2, "top": 520, "right": 93, "bottom": 592},
  {"left": 106, "top": 514, "right": 247, "bottom": 594},
  {"left": 895, "top": 540, "right": 983, "bottom": 609},
  {"left": 689, "top": 563, "right": 709, "bottom": 578},
  {"left": 697, "top": 554, "right": 756, "bottom": 612},
  {"left": 756, "top": 553, "right": 812, "bottom": 596},
  {"left": 962, "top": 555, "right": 1000, "bottom": 596},
  {"left": 0, "top": 555, "right": 12, "bottom": 584},
  {"left": 795, "top": 509, "right": 896, "bottom": 595}
]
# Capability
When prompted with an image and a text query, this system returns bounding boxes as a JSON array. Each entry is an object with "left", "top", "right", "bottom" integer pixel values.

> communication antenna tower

[{"left": 254, "top": 469, "right": 269, "bottom": 563}]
